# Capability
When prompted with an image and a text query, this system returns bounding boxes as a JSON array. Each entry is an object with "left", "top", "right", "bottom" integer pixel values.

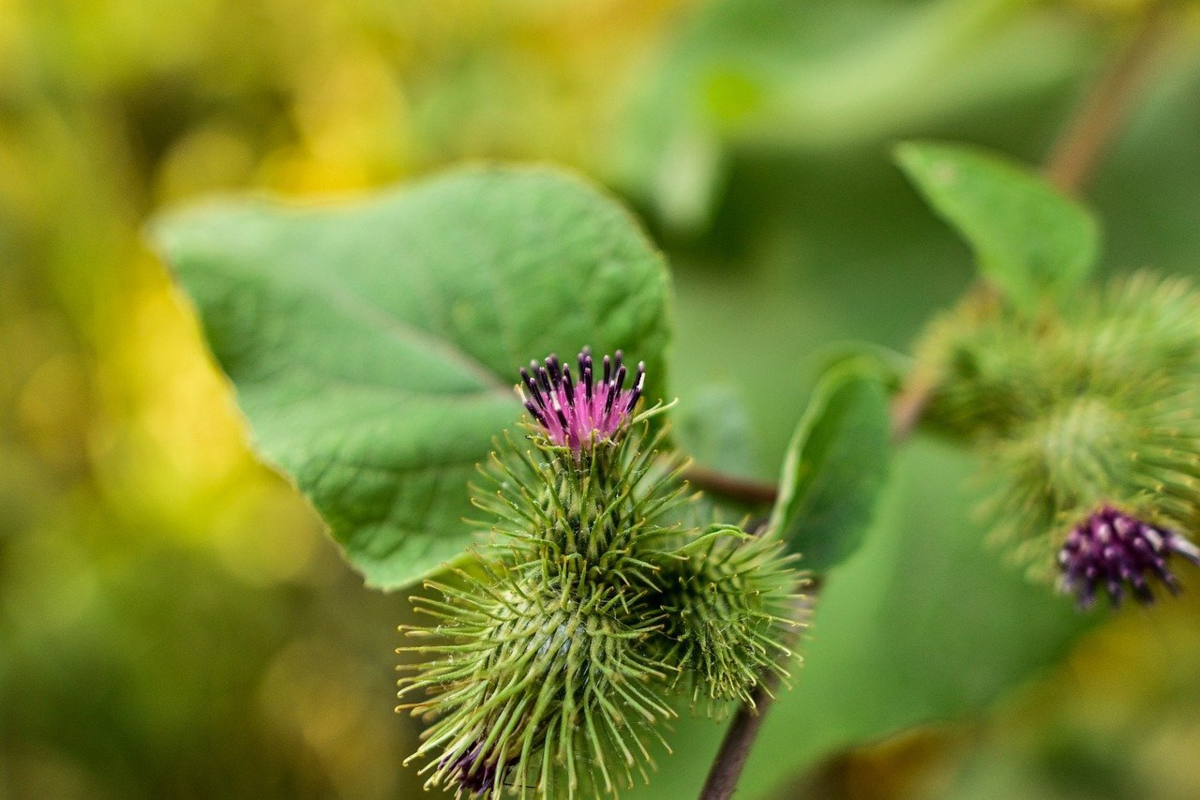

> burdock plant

[
  {"left": 397, "top": 351, "right": 801, "bottom": 798},
  {"left": 153, "top": 23, "right": 1200, "bottom": 792}
]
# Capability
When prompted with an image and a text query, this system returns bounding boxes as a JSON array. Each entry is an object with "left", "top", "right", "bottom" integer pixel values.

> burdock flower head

[
  {"left": 518, "top": 348, "right": 644, "bottom": 453},
  {"left": 913, "top": 273, "right": 1200, "bottom": 609},
  {"left": 1058, "top": 505, "right": 1200, "bottom": 608},
  {"left": 400, "top": 346, "right": 800, "bottom": 798}
]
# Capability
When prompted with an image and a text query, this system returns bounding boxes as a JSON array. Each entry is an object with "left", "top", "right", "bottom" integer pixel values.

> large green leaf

[
  {"left": 895, "top": 141, "right": 1100, "bottom": 308},
  {"left": 769, "top": 359, "right": 891, "bottom": 572},
  {"left": 151, "top": 167, "right": 672, "bottom": 590}
]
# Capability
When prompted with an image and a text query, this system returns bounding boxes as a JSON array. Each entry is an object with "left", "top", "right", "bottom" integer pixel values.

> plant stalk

[
  {"left": 685, "top": 465, "right": 779, "bottom": 505},
  {"left": 1044, "top": 2, "right": 1173, "bottom": 195}
]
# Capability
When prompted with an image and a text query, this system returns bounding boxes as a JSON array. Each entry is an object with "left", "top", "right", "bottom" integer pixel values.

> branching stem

[
  {"left": 685, "top": 465, "right": 778, "bottom": 506},
  {"left": 1044, "top": 2, "right": 1173, "bottom": 195},
  {"left": 697, "top": 587, "right": 818, "bottom": 800}
]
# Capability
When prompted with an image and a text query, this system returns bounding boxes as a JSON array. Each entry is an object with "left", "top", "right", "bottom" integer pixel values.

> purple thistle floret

[
  {"left": 1058, "top": 505, "right": 1200, "bottom": 608},
  {"left": 440, "top": 744, "right": 504, "bottom": 796},
  {"left": 518, "top": 348, "right": 645, "bottom": 453}
]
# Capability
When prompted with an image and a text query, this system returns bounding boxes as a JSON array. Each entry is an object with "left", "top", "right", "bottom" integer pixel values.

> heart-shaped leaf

[{"left": 151, "top": 166, "right": 672, "bottom": 590}]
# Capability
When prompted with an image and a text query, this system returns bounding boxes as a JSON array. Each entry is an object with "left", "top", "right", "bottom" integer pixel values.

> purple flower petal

[
  {"left": 1058, "top": 505, "right": 1200, "bottom": 609},
  {"left": 518, "top": 349, "right": 644, "bottom": 453}
]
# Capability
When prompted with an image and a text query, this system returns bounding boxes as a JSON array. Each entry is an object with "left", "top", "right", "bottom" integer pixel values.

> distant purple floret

[
  {"left": 518, "top": 348, "right": 645, "bottom": 453},
  {"left": 440, "top": 744, "right": 503, "bottom": 796},
  {"left": 1058, "top": 505, "right": 1200, "bottom": 609}
]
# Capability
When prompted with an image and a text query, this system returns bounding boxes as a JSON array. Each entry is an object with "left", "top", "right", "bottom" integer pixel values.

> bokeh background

[{"left": 4, "top": 0, "right": 1200, "bottom": 797}]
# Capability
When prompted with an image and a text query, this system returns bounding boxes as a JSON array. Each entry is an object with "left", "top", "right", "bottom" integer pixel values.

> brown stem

[
  {"left": 697, "top": 6, "right": 1174, "bottom": 798},
  {"left": 1043, "top": 3, "right": 1173, "bottom": 194},
  {"left": 698, "top": 677, "right": 779, "bottom": 800},
  {"left": 698, "top": 587, "right": 820, "bottom": 800},
  {"left": 685, "top": 465, "right": 779, "bottom": 505},
  {"left": 888, "top": 366, "right": 937, "bottom": 444}
]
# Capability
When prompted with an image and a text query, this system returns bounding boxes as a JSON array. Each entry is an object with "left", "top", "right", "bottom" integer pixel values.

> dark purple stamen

[
  {"left": 534, "top": 364, "right": 552, "bottom": 395},
  {"left": 516, "top": 348, "right": 646, "bottom": 453},
  {"left": 562, "top": 366, "right": 575, "bottom": 404},
  {"left": 440, "top": 744, "right": 505, "bottom": 796},
  {"left": 629, "top": 363, "right": 645, "bottom": 408},
  {"left": 1058, "top": 505, "right": 1200, "bottom": 609}
]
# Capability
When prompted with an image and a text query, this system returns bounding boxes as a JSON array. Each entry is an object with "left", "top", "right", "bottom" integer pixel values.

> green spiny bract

[
  {"left": 916, "top": 273, "right": 1200, "bottom": 439},
  {"left": 912, "top": 273, "right": 1200, "bottom": 606},
  {"left": 398, "top": 567, "right": 673, "bottom": 798},
  {"left": 473, "top": 416, "right": 690, "bottom": 594},
  {"left": 397, "top": 350, "right": 802, "bottom": 797},
  {"left": 646, "top": 525, "right": 801, "bottom": 713}
]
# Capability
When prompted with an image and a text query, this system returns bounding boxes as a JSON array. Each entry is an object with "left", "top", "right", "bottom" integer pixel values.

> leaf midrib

[{"left": 306, "top": 253, "right": 514, "bottom": 399}]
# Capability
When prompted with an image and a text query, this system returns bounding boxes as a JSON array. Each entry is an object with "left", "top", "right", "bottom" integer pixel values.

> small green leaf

[
  {"left": 895, "top": 141, "right": 1100, "bottom": 309},
  {"left": 151, "top": 166, "right": 672, "bottom": 591},
  {"left": 814, "top": 341, "right": 910, "bottom": 392},
  {"left": 769, "top": 359, "right": 891, "bottom": 571}
]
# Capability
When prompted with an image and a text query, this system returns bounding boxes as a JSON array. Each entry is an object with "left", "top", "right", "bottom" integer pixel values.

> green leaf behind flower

[
  {"left": 612, "top": 0, "right": 1094, "bottom": 232},
  {"left": 676, "top": 384, "right": 757, "bottom": 478},
  {"left": 895, "top": 141, "right": 1100, "bottom": 310},
  {"left": 150, "top": 166, "right": 672, "bottom": 590}
]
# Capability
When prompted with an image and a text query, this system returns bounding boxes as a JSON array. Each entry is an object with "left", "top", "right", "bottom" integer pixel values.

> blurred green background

[{"left": 4, "top": 0, "right": 1200, "bottom": 797}]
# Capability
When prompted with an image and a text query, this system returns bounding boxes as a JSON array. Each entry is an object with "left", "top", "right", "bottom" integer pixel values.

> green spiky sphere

[
  {"left": 914, "top": 272, "right": 1200, "bottom": 583},
  {"left": 651, "top": 526, "right": 801, "bottom": 711},
  {"left": 472, "top": 418, "right": 690, "bottom": 592},
  {"left": 918, "top": 273, "right": 1200, "bottom": 438},
  {"left": 399, "top": 570, "right": 673, "bottom": 798}
]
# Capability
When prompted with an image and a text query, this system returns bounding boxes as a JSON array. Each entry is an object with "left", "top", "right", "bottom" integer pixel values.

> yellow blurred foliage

[{"left": 0, "top": 1, "right": 693, "bottom": 796}]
